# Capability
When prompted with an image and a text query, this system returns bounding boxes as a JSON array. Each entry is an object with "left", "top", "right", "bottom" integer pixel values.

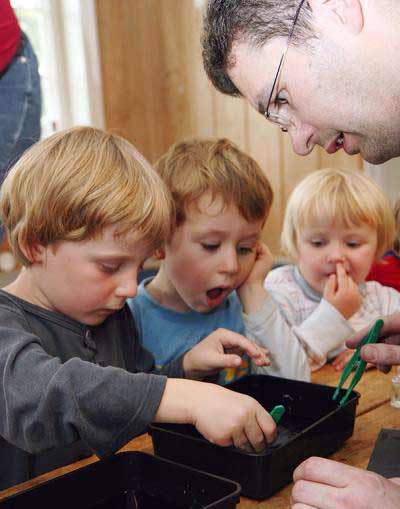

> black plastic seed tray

[
  {"left": 149, "top": 374, "right": 359, "bottom": 500},
  {"left": 0, "top": 451, "right": 241, "bottom": 509}
]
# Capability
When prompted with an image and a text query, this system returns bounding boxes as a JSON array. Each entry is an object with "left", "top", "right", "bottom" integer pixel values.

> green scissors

[{"left": 332, "top": 319, "right": 384, "bottom": 406}]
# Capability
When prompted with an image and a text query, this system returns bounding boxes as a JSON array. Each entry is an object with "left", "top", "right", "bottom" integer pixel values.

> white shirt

[{"left": 265, "top": 265, "right": 400, "bottom": 371}]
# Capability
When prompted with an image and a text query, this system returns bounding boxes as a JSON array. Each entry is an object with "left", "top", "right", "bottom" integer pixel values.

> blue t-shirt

[{"left": 128, "top": 277, "right": 249, "bottom": 384}]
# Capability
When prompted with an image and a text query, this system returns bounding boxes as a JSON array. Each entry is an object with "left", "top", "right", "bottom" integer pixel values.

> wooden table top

[{"left": 0, "top": 365, "right": 398, "bottom": 508}]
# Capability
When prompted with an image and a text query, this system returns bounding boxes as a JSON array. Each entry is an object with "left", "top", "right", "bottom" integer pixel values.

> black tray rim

[
  {"left": 148, "top": 377, "right": 361, "bottom": 458},
  {"left": 0, "top": 450, "right": 242, "bottom": 508}
]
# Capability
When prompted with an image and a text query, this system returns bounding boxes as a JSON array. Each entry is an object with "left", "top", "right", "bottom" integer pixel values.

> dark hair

[{"left": 202, "top": 0, "right": 314, "bottom": 96}]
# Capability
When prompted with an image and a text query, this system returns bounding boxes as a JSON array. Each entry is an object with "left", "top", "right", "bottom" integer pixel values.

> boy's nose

[
  {"left": 220, "top": 249, "right": 240, "bottom": 274},
  {"left": 115, "top": 277, "right": 138, "bottom": 299}
]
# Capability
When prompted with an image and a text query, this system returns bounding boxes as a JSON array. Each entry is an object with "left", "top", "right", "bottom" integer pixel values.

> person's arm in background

[
  {"left": 291, "top": 457, "right": 400, "bottom": 508},
  {"left": 238, "top": 243, "right": 310, "bottom": 381}
]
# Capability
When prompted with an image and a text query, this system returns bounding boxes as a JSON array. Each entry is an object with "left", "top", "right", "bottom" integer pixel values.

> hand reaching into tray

[
  {"left": 346, "top": 313, "right": 400, "bottom": 372},
  {"left": 154, "top": 378, "right": 276, "bottom": 453},
  {"left": 182, "top": 327, "right": 270, "bottom": 380},
  {"left": 291, "top": 457, "right": 400, "bottom": 508}
]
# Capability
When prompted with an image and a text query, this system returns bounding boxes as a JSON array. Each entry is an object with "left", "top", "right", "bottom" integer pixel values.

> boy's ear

[
  {"left": 20, "top": 242, "right": 47, "bottom": 264},
  {"left": 308, "top": 0, "right": 363, "bottom": 35},
  {"left": 153, "top": 248, "right": 166, "bottom": 260}
]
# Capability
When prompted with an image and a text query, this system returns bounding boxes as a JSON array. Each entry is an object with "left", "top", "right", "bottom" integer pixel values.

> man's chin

[{"left": 361, "top": 145, "right": 400, "bottom": 165}]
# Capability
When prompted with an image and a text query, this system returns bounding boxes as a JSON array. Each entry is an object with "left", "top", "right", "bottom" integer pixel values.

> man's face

[
  {"left": 228, "top": 37, "right": 400, "bottom": 164},
  {"left": 161, "top": 192, "right": 264, "bottom": 313}
]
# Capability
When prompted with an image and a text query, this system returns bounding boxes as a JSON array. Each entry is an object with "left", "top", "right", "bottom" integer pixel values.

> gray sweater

[{"left": 0, "top": 290, "right": 183, "bottom": 490}]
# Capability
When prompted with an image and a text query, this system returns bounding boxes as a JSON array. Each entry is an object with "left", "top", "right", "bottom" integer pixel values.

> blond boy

[
  {"left": 0, "top": 127, "right": 277, "bottom": 490},
  {"left": 129, "top": 138, "right": 309, "bottom": 382},
  {"left": 265, "top": 168, "right": 398, "bottom": 371}
]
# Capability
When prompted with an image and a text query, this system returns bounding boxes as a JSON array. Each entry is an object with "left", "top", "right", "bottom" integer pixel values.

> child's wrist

[
  {"left": 155, "top": 378, "right": 200, "bottom": 425},
  {"left": 238, "top": 283, "right": 268, "bottom": 314}
]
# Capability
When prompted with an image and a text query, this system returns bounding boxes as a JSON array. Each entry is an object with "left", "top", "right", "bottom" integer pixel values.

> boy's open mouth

[
  {"left": 206, "top": 287, "right": 229, "bottom": 307},
  {"left": 207, "top": 287, "right": 224, "bottom": 300}
]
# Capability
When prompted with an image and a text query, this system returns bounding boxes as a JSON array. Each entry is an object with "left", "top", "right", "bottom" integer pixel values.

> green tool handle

[{"left": 270, "top": 404, "right": 286, "bottom": 424}]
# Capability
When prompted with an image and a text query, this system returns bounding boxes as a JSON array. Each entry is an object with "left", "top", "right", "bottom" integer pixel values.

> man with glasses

[{"left": 202, "top": 1, "right": 400, "bottom": 507}]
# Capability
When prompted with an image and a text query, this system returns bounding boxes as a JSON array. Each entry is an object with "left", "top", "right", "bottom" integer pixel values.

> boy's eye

[
  {"left": 201, "top": 243, "right": 220, "bottom": 251},
  {"left": 237, "top": 246, "right": 254, "bottom": 255},
  {"left": 99, "top": 263, "right": 121, "bottom": 274},
  {"left": 347, "top": 241, "right": 360, "bottom": 248}
]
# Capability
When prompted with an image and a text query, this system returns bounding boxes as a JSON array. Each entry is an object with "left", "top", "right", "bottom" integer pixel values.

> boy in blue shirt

[
  {"left": 129, "top": 138, "right": 309, "bottom": 382},
  {"left": 0, "top": 127, "right": 277, "bottom": 490}
]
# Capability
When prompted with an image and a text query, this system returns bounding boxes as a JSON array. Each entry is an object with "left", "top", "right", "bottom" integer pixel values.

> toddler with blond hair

[{"left": 265, "top": 168, "right": 399, "bottom": 371}]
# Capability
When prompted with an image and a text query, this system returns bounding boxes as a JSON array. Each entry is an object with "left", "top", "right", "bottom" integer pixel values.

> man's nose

[{"left": 288, "top": 121, "right": 316, "bottom": 156}]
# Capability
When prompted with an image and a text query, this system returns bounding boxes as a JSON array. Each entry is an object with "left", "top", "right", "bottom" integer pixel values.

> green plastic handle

[{"left": 270, "top": 404, "right": 286, "bottom": 424}]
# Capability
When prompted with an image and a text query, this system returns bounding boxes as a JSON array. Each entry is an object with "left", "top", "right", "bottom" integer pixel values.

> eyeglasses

[{"left": 264, "top": 0, "right": 307, "bottom": 132}]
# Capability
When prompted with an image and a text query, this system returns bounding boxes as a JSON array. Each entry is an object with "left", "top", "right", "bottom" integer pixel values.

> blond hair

[
  {"left": 281, "top": 168, "right": 396, "bottom": 260},
  {"left": 154, "top": 138, "right": 273, "bottom": 226},
  {"left": 0, "top": 126, "right": 173, "bottom": 266}
]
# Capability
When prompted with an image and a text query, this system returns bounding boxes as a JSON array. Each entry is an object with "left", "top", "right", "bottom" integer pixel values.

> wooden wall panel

[{"left": 95, "top": 0, "right": 362, "bottom": 256}]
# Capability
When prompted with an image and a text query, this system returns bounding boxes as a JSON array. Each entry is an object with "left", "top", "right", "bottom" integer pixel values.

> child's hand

[
  {"left": 332, "top": 349, "right": 375, "bottom": 372},
  {"left": 237, "top": 243, "right": 273, "bottom": 314},
  {"left": 182, "top": 328, "right": 270, "bottom": 380},
  {"left": 156, "top": 379, "right": 277, "bottom": 452},
  {"left": 331, "top": 349, "right": 354, "bottom": 371},
  {"left": 192, "top": 382, "right": 276, "bottom": 452},
  {"left": 242, "top": 242, "right": 274, "bottom": 287},
  {"left": 323, "top": 263, "right": 362, "bottom": 319}
]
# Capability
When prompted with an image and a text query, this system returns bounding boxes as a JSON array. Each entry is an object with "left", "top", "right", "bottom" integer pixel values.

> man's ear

[
  {"left": 153, "top": 248, "right": 166, "bottom": 260},
  {"left": 308, "top": 0, "right": 363, "bottom": 35}
]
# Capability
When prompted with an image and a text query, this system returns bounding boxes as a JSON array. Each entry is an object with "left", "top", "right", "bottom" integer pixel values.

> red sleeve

[
  {"left": 0, "top": 0, "right": 21, "bottom": 73},
  {"left": 367, "top": 255, "right": 400, "bottom": 292}
]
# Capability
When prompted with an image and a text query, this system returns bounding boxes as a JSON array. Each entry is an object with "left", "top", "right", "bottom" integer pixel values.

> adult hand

[
  {"left": 237, "top": 242, "right": 273, "bottom": 314},
  {"left": 182, "top": 328, "right": 270, "bottom": 380},
  {"left": 292, "top": 457, "right": 400, "bottom": 508},
  {"left": 346, "top": 313, "right": 400, "bottom": 372},
  {"left": 323, "top": 263, "right": 362, "bottom": 319},
  {"left": 155, "top": 378, "right": 276, "bottom": 453}
]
